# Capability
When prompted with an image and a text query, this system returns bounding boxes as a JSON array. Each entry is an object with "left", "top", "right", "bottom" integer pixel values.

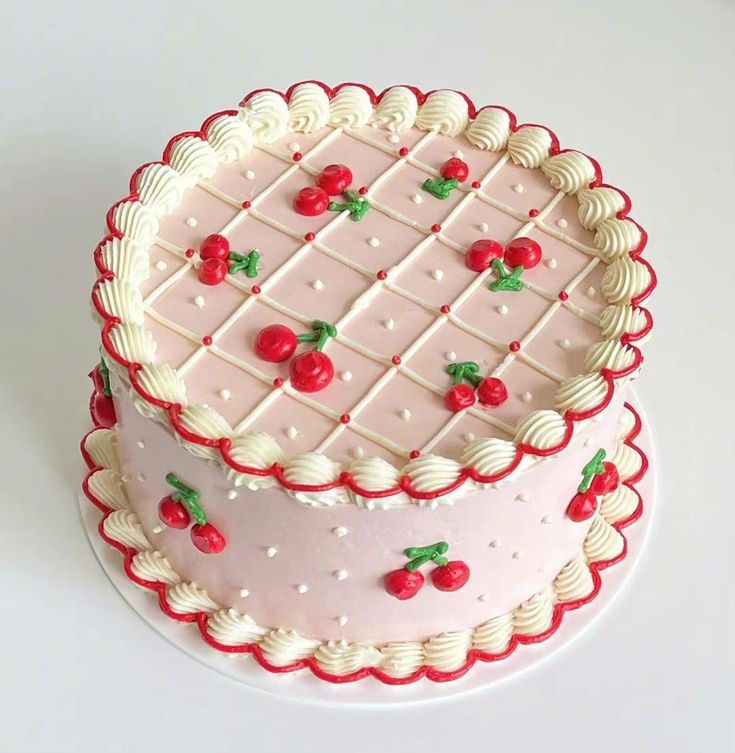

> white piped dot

[
  {"left": 587, "top": 286, "right": 597, "bottom": 298},
  {"left": 296, "top": 584, "right": 308, "bottom": 594},
  {"left": 478, "top": 593, "right": 489, "bottom": 602},
  {"left": 387, "top": 133, "right": 400, "bottom": 144},
  {"left": 463, "top": 432, "right": 476, "bottom": 442},
  {"left": 583, "top": 437, "right": 592, "bottom": 448},
  {"left": 558, "top": 338, "right": 571, "bottom": 350},
  {"left": 399, "top": 408, "right": 411, "bottom": 421},
  {"left": 444, "top": 351, "right": 456, "bottom": 362},
  {"left": 368, "top": 236, "right": 380, "bottom": 247},
  {"left": 497, "top": 304, "right": 509, "bottom": 315},
  {"left": 453, "top": 149, "right": 464, "bottom": 158},
  {"left": 479, "top": 222, "right": 489, "bottom": 232},
  {"left": 311, "top": 279, "right": 324, "bottom": 290},
  {"left": 244, "top": 169, "right": 256, "bottom": 180},
  {"left": 352, "top": 446, "right": 365, "bottom": 459},
  {"left": 516, "top": 492, "right": 529, "bottom": 503},
  {"left": 411, "top": 193, "right": 423, "bottom": 204},
  {"left": 288, "top": 141, "right": 300, "bottom": 152},
  {"left": 219, "top": 389, "right": 232, "bottom": 400},
  {"left": 333, "top": 526, "right": 348, "bottom": 537},
  {"left": 383, "top": 318, "right": 395, "bottom": 330},
  {"left": 152, "top": 525, "right": 163, "bottom": 534},
  {"left": 556, "top": 218, "right": 568, "bottom": 229},
  {"left": 512, "top": 183, "right": 524, "bottom": 193},
  {"left": 334, "top": 570, "right": 349, "bottom": 581},
  {"left": 239, "top": 588, "right": 250, "bottom": 598},
  {"left": 227, "top": 489, "right": 238, "bottom": 500},
  {"left": 490, "top": 539, "right": 502, "bottom": 548},
  {"left": 521, "top": 391, "right": 533, "bottom": 403},
  {"left": 340, "top": 370, "right": 353, "bottom": 382},
  {"left": 545, "top": 258, "right": 558, "bottom": 269},
  {"left": 155, "top": 260, "right": 168, "bottom": 272},
  {"left": 286, "top": 426, "right": 299, "bottom": 440},
  {"left": 541, "top": 514, "right": 552, "bottom": 524},
  {"left": 512, "top": 550, "right": 524, "bottom": 559},
  {"left": 338, "top": 615, "right": 349, "bottom": 626},
  {"left": 185, "top": 216, "right": 198, "bottom": 228},
  {"left": 136, "top": 473, "right": 145, "bottom": 482},
  {"left": 193, "top": 295, "right": 206, "bottom": 309},
  {"left": 266, "top": 546, "right": 278, "bottom": 558},
  {"left": 136, "top": 440, "right": 145, "bottom": 449},
  {"left": 431, "top": 269, "right": 444, "bottom": 281}
]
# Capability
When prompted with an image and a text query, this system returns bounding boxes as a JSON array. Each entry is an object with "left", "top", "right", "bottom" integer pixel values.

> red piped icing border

[
  {"left": 91, "top": 81, "right": 656, "bottom": 502},
  {"left": 81, "top": 380, "right": 648, "bottom": 685}
]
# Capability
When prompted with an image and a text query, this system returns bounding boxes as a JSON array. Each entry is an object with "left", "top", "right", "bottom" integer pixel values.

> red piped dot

[
  {"left": 202, "top": 335, "right": 213, "bottom": 346},
  {"left": 273, "top": 377, "right": 284, "bottom": 388},
  {"left": 509, "top": 340, "right": 521, "bottom": 352},
  {"left": 409, "top": 450, "right": 421, "bottom": 459},
  {"left": 399, "top": 147, "right": 409, "bottom": 157},
  {"left": 251, "top": 285, "right": 261, "bottom": 295},
  {"left": 376, "top": 269, "right": 388, "bottom": 281},
  {"left": 304, "top": 232, "right": 315, "bottom": 242},
  {"left": 528, "top": 208, "right": 539, "bottom": 218},
  {"left": 242, "top": 200, "right": 251, "bottom": 209},
  {"left": 431, "top": 223, "right": 441, "bottom": 233},
  {"left": 185, "top": 248, "right": 195, "bottom": 258},
  {"left": 392, "top": 355, "right": 402, "bottom": 366},
  {"left": 358, "top": 185, "right": 368, "bottom": 195},
  {"left": 558, "top": 290, "right": 569, "bottom": 301},
  {"left": 340, "top": 413, "right": 351, "bottom": 424},
  {"left": 292, "top": 151, "right": 302, "bottom": 162},
  {"left": 440, "top": 304, "right": 450, "bottom": 315},
  {"left": 471, "top": 180, "right": 481, "bottom": 189}
]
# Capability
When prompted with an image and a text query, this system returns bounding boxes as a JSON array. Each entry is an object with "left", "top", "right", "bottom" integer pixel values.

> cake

[{"left": 83, "top": 81, "right": 655, "bottom": 683}]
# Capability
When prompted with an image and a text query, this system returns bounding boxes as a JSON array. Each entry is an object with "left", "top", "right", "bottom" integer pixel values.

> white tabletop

[{"left": 1, "top": 1, "right": 733, "bottom": 751}]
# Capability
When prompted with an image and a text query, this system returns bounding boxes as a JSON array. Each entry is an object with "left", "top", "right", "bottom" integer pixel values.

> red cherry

[
  {"left": 90, "top": 365, "right": 105, "bottom": 394},
  {"left": 384, "top": 569, "right": 425, "bottom": 600},
  {"left": 199, "top": 234, "right": 230, "bottom": 261},
  {"left": 158, "top": 496, "right": 190, "bottom": 529},
  {"left": 504, "top": 237, "right": 542, "bottom": 270},
  {"left": 92, "top": 393, "right": 116, "bottom": 428},
  {"left": 191, "top": 523, "right": 226, "bottom": 554},
  {"left": 445, "top": 383, "right": 476, "bottom": 412},
  {"left": 465, "top": 239, "right": 504, "bottom": 272},
  {"left": 589, "top": 462, "right": 620, "bottom": 495},
  {"left": 477, "top": 377, "right": 508, "bottom": 407},
  {"left": 293, "top": 186, "right": 329, "bottom": 216},
  {"left": 431, "top": 561, "right": 470, "bottom": 592},
  {"left": 441, "top": 157, "right": 469, "bottom": 182},
  {"left": 566, "top": 490, "right": 598, "bottom": 522},
  {"left": 254, "top": 324, "right": 297, "bottom": 362},
  {"left": 198, "top": 257, "right": 228, "bottom": 285},
  {"left": 316, "top": 164, "right": 353, "bottom": 195},
  {"left": 289, "top": 351, "right": 334, "bottom": 393}
]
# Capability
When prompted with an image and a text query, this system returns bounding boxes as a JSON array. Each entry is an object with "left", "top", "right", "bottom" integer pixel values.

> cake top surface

[{"left": 92, "top": 82, "right": 655, "bottom": 503}]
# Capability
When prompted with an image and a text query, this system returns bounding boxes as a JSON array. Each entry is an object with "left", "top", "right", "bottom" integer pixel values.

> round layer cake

[{"left": 88, "top": 82, "right": 655, "bottom": 682}]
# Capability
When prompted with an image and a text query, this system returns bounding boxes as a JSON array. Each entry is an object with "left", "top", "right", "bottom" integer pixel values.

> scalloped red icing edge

[
  {"left": 91, "top": 81, "right": 657, "bottom": 501},
  {"left": 81, "top": 374, "right": 648, "bottom": 685}
]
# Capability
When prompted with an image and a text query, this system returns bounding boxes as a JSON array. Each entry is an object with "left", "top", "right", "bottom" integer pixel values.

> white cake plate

[{"left": 78, "top": 390, "right": 656, "bottom": 708}]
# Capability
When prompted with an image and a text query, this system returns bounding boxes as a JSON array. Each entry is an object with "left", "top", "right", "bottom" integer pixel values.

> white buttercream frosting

[
  {"left": 472, "top": 613, "right": 514, "bottom": 653},
  {"left": 577, "top": 187, "right": 626, "bottom": 230},
  {"left": 205, "top": 115, "right": 253, "bottom": 162},
  {"left": 602, "top": 256, "right": 652, "bottom": 304},
  {"left": 167, "top": 582, "right": 220, "bottom": 614},
  {"left": 513, "top": 587, "right": 554, "bottom": 636},
  {"left": 168, "top": 136, "right": 218, "bottom": 183},
  {"left": 176, "top": 405, "right": 233, "bottom": 460},
  {"left": 370, "top": 86, "right": 418, "bottom": 132},
  {"left": 554, "top": 554, "right": 594, "bottom": 602},
  {"left": 108, "top": 323, "right": 156, "bottom": 367},
  {"left": 102, "top": 509, "right": 148, "bottom": 550},
  {"left": 287, "top": 83, "right": 330, "bottom": 133},
  {"left": 130, "top": 364, "right": 186, "bottom": 421},
  {"left": 465, "top": 107, "right": 511, "bottom": 151},
  {"left": 111, "top": 200, "right": 159, "bottom": 245},
  {"left": 96, "top": 278, "right": 144, "bottom": 327},
  {"left": 260, "top": 628, "right": 321, "bottom": 666},
  {"left": 131, "top": 550, "right": 180, "bottom": 585},
  {"left": 226, "top": 432, "right": 284, "bottom": 489},
  {"left": 136, "top": 163, "right": 186, "bottom": 216},
  {"left": 595, "top": 218, "right": 642, "bottom": 262},
  {"left": 514, "top": 410, "right": 568, "bottom": 450},
  {"left": 541, "top": 151, "right": 596, "bottom": 194},
  {"left": 206, "top": 608, "right": 268, "bottom": 646},
  {"left": 507, "top": 126, "right": 552, "bottom": 168},
  {"left": 600, "top": 304, "right": 648, "bottom": 340},
  {"left": 100, "top": 237, "right": 149, "bottom": 285},
  {"left": 314, "top": 640, "right": 382, "bottom": 676},
  {"left": 88, "top": 468, "right": 126, "bottom": 510},
  {"left": 423, "top": 630, "right": 473, "bottom": 672},
  {"left": 460, "top": 438, "right": 517, "bottom": 479},
  {"left": 610, "top": 442, "right": 642, "bottom": 482},
  {"left": 600, "top": 485, "right": 639, "bottom": 523},
  {"left": 584, "top": 515, "right": 624, "bottom": 562},
  {"left": 379, "top": 641, "right": 425, "bottom": 678},
  {"left": 349, "top": 456, "right": 402, "bottom": 506},
  {"left": 555, "top": 372, "right": 608, "bottom": 414},
  {"left": 240, "top": 90, "right": 289, "bottom": 142},
  {"left": 402, "top": 454, "right": 462, "bottom": 496},
  {"left": 584, "top": 338, "right": 636, "bottom": 373},
  {"left": 415, "top": 89, "right": 469, "bottom": 136},
  {"left": 282, "top": 453, "right": 344, "bottom": 506},
  {"left": 84, "top": 429, "right": 119, "bottom": 471},
  {"left": 329, "top": 85, "right": 373, "bottom": 128}
]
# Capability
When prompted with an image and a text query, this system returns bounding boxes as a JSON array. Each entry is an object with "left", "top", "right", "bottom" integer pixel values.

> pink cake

[{"left": 84, "top": 82, "right": 655, "bottom": 683}]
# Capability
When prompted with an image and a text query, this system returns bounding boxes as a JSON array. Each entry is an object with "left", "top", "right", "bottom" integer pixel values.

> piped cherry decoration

[
  {"left": 504, "top": 237, "right": 542, "bottom": 270},
  {"left": 566, "top": 450, "right": 619, "bottom": 523},
  {"left": 294, "top": 186, "right": 330, "bottom": 216},
  {"left": 445, "top": 361, "right": 506, "bottom": 411},
  {"left": 92, "top": 393, "right": 117, "bottom": 428},
  {"left": 317, "top": 164, "right": 353, "bottom": 195},
  {"left": 465, "top": 239, "right": 504, "bottom": 272},
  {"left": 198, "top": 257, "right": 228, "bottom": 285},
  {"left": 254, "top": 324, "right": 298, "bottom": 363},
  {"left": 567, "top": 490, "right": 598, "bottom": 522},
  {"left": 384, "top": 569, "right": 425, "bottom": 600},
  {"left": 445, "top": 383, "right": 476, "bottom": 412},
  {"left": 476, "top": 376, "right": 508, "bottom": 407},
  {"left": 158, "top": 496, "right": 190, "bottom": 529},
  {"left": 589, "top": 461, "right": 620, "bottom": 495},
  {"left": 422, "top": 158, "right": 468, "bottom": 199},
  {"left": 288, "top": 320, "right": 337, "bottom": 393},
  {"left": 191, "top": 523, "right": 226, "bottom": 554},
  {"left": 200, "top": 234, "right": 230, "bottom": 261},
  {"left": 441, "top": 157, "right": 469, "bottom": 182},
  {"left": 431, "top": 561, "right": 471, "bottom": 592}
]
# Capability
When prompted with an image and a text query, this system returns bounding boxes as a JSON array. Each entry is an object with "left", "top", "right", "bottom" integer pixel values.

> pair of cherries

[
  {"left": 293, "top": 164, "right": 354, "bottom": 216},
  {"left": 384, "top": 542, "right": 471, "bottom": 600},
  {"left": 197, "top": 234, "right": 260, "bottom": 286},
  {"left": 566, "top": 451, "right": 621, "bottom": 522},
  {"left": 444, "top": 361, "right": 508, "bottom": 413},
  {"left": 465, "top": 237, "right": 543, "bottom": 274},
  {"left": 255, "top": 320, "right": 337, "bottom": 393}
]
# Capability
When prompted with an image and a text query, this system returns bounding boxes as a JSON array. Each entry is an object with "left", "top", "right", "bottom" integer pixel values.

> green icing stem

[
  {"left": 296, "top": 320, "right": 337, "bottom": 351},
  {"left": 422, "top": 176, "right": 459, "bottom": 200},
  {"left": 404, "top": 541, "right": 450, "bottom": 571},
  {"left": 577, "top": 449, "right": 607, "bottom": 492},
  {"left": 489, "top": 259, "right": 524, "bottom": 293},
  {"left": 165, "top": 472, "right": 207, "bottom": 525},
  {"left": 98, "top": 352, "right": 112, "bottom": 397},
  {"left": 228, "top": 249, "right": 260, "bottom": 278},
  {"left": 446, "top": 361, "right": 482, "bottom": 387},
  {"left": 328, "top": 189, "right": 370, "bottom": 221}
]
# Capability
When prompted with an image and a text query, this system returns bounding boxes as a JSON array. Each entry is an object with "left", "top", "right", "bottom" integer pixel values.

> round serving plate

[{"left": 78, "top": 390, "right": 657, "bottom": 708}]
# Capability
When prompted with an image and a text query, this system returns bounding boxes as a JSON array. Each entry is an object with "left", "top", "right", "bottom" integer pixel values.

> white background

[{"left": 1, "top": 1, "right": 733, "bottom": 751}]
